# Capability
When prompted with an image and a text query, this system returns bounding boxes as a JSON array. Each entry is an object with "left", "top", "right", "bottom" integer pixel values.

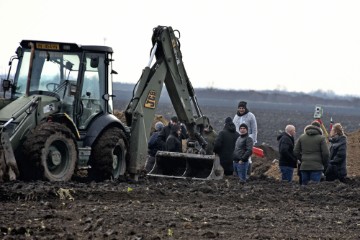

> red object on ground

[{"left": 253, "top": 147, "right": 264, "bottom": 158}]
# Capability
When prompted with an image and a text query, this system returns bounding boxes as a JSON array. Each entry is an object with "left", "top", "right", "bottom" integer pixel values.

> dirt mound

[
  {"left": 251, "top": 145, "right": 279, "bottom": 179},
  {"left": 114, "top": 110, "right": 169, "bottom": 133},
  {"left": 346, "top": 129, "right": 360, "bottom": 177}
]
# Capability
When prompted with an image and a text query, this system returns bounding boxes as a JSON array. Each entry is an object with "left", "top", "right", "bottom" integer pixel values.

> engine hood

[{"left": 0, "top": 95, "right": 59, "bottom": 123}]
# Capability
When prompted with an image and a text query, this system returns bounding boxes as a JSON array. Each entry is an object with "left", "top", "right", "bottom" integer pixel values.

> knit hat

[
  {"left": 332, "top": 123, "right": 344, "bottom": 136},
  {"left": 225, "top": 117, "right": 233, "bottom": 124},
  {"left": 171, "top": 116, "right": 178, "bottom": 123},
  {"left": 311, "top": 120, "right": 321, "bottom": 128},
  {"left": 238, "top": 101, "right": 247, "bottom": 108},
  {"left": 239, "top": 123, "right": 248, "bottom": 131},
  {"left": 155, "top": 121, "right": 164, "bottom": 131}
]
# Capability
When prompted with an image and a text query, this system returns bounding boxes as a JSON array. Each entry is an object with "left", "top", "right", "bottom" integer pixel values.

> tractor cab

[{"left": 4, "top": 40, "right": 115, "bottom": 130}]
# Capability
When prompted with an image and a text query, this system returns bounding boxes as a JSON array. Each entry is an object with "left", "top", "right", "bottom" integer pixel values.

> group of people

[
  {"left": 278, "top": 120, "right": 347, "bottom": 185},
  {"left": 145, "top": 100, "right": 347, "bottom": 185},
  {"left": 144, "top": 101, "right": 258, "bottom": 181},
  {"left": 144, "top": 116, "right": 187, "bottom": 172},
  {"left": 213, "top": 101, "right": 257, "bottom": 183}
]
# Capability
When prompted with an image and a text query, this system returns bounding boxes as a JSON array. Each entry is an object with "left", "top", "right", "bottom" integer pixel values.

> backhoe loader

[{"left": 0, "top": 26, "right": 223, "bottom": 182}]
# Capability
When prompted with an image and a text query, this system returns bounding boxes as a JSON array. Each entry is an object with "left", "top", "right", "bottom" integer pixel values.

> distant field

[{"left": 114, "top": 95, "right": 360, "bottom": 149}]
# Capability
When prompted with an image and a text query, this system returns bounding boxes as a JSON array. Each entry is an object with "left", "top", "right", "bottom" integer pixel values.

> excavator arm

[
  {"left": 151, "top": 27, "right": 210, "bottom": 132},
  {"left": 125, "top": 26, "right": 222, "bottom": 180}
]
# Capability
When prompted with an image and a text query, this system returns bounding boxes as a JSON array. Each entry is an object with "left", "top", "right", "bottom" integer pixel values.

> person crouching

[{"left": 233, "top": 123, "right": 253, "bottom": 183}]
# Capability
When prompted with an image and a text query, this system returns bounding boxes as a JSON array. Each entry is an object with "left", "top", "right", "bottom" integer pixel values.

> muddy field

[{"left": 1, "top": 102, "right": 360, "bottom": 239}]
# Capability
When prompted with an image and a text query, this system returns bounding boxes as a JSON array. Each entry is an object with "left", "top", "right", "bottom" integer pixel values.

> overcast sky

[{"left": 1, "top": 0, "right": 360, "bottom": 96}]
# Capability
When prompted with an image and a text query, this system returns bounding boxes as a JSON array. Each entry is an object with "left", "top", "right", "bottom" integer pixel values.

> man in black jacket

[
  {"left": 277, "top": 124, "right": 297, "bottom": 182},
  {"left": 214, "top": 117, "right": 240, "bottom": 176},
  {"left": 165, "top": 124, "right": 182, "bottom": 153}
]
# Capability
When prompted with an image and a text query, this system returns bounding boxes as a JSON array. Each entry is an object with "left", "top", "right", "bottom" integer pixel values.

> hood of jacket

[
  {"left": 224, "top": 122, "right": 237, "bottom": 133},
  {"left": 277, "top": 132, "right": 289, "bottom": 141},
  {"left": 304, "top": 125, "right": 322, "bottom": 136}
]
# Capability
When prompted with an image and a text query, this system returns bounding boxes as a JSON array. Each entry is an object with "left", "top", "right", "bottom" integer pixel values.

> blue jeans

[
  {"left": 233, "top": 161, "right": 249, "bottom": 182},
  {"left": 300, "top": 170, "right": 322, "bottom": 185},
  {"left": 279, "top": 166, "right": 294, "bottom": 182}
]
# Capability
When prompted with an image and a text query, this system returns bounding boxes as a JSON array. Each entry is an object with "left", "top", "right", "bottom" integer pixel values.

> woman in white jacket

[{"left": 233, "top": 101, "right": 258, "bottom": 178}]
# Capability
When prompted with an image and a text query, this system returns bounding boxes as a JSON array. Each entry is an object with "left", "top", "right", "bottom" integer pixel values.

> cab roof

[{"left": 20, "top": 40, "right": 113, "bottom": 53}]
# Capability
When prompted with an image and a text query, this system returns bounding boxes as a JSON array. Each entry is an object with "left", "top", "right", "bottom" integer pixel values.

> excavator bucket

[{"left": 148, "top": 151, "right": 224, "bottom": 180}]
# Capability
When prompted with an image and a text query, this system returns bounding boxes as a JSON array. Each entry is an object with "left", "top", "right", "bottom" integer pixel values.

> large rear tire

[
  {"left": 20, "top": 122, "right": 78, "bottom": 181},
  {"left": 88, "top": 127, "right": 127, "bottom": 181}
]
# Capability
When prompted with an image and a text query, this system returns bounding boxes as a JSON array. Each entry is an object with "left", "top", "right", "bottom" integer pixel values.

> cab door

[{"left": 77, "top": 53, "right": 106, "bottom": 129}]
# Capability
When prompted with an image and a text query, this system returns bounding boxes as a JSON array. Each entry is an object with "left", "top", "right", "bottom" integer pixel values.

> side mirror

[
  {"left": 90, "top": 57, "right": 99, "bottom": 68},
  {"left": 16, "top": 47, "right": 23, "bottom": 58},
  {"left": 65, "top": 61, "right": 74, "bottom": 71},
  {"left": 102, "top": 93, "right": 116, "bottom": 100},
  {"left": 2, "top": 79, "right": 12, "bottom": 92}
]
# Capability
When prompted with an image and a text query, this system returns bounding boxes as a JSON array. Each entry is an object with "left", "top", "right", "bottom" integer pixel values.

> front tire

[
  {"left": 21, "top": 122, "right": 78, "bottom": 181},
  {"left": 88, "top": 127, "right": 127, "bottom": 181}
]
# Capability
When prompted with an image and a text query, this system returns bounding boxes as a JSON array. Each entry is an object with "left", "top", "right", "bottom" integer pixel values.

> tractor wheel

[
  {"left": 88, "top": 127, "right": 127, "bottom": 181},
  {"left": 21, "top": 122, "right": 78, "bottom": 181}
]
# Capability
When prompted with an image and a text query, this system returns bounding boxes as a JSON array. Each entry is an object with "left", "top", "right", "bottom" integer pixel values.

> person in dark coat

[
  {"left": 233, "top": 123, "right": 253, "bottom": 182},
  {"left": 203, "top": 125, "right": 218, "bottom": 155},
  {"left": 145, "top": 121, "right": 164, "bottom": 172},
  {"left": 326, "top": 123, "right": 347, "bottom": 182},
  {"left": 277, "top": 125, "right": 297, "bottom": 182},
  {"left": 158, "top": 116, "right": 187, "bottom": 149},
  {"left": 213, "top": 117, "right": 240, "bottom": 176},
  {"left": 165, "top": 124, "right": 182, "bottom": 153},
  {"left": 294, "top": 123, "right": 329, "bottom": 185}
]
